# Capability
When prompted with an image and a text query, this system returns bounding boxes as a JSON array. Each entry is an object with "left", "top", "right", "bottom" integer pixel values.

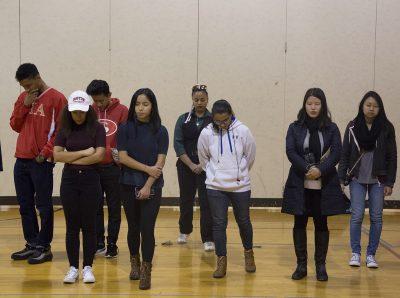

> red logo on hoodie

[{"left": 99, "top": 119, "right": 117, "bottom": 137}]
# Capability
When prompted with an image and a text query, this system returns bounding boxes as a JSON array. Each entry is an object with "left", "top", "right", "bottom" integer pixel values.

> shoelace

[
  {"left": 367, "top": 256, "right": 376, "bottom": 263},
  {"left": 66, "top": 268, "right": 77, "bottom": 279},
  {"left": 351, "top": 254, "right": 359, "bottom": 261}
]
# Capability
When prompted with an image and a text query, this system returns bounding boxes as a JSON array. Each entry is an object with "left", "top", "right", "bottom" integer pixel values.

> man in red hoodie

[
  {"left": 10, "top": 63, "right": 67, "bottom": 264},
  {"left": 86, "top": 80, "right": 128, "bottom": 258}
]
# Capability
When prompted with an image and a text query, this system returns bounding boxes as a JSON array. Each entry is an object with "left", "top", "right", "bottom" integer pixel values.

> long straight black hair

[
  {"left": 60, "top": 106, "right": 98, "bottom": 137},
  {"left": 296, "top": 88, "right": 332, "bottom": 129},
  {"left": 127, "top": 88, "right": 161, "bottom": 134}
]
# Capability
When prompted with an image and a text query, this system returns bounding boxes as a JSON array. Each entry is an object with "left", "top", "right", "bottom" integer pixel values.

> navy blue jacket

[{"left": 282, "top": 121, "right": 349, "bottom": 216}]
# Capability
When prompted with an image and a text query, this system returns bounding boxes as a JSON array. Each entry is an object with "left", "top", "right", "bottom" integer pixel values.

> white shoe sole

[
  {"left": 83, "top": 279, "right": 95, "bottom": 283},
  {"left": 95, "top": 249, "right": 106, "bottom": 256},
  {"left": 366, "top": 263, "right": 379, "bottom": 268},
  {"left": 63, "top": 278, "right": 78, "bottom": 284},
  {"left": 349, "top": 261, "right": 361, "bottom": 267}
]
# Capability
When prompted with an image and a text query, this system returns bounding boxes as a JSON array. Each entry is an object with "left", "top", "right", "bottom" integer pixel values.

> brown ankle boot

[
  {"left": 244, "top": 249, "right": 256, "bottom": 273},
  {"left": 213, "top": 256, "right": 227, "bottom": 278},
  {"left": 139, "top": 261, "right": 152, "bottom": 290},
  {"left": 129, "top": 254, "right": 140, "bottom": 280}
]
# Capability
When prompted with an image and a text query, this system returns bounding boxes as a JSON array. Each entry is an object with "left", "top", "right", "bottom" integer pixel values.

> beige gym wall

[{"left": 0, "top": 0, "right": 399, "bottom": 199}]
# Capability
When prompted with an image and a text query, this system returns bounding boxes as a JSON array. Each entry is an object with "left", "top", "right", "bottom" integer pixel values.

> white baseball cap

[{"left": 68, "top": 90, "right": 92, "bottom": 112}]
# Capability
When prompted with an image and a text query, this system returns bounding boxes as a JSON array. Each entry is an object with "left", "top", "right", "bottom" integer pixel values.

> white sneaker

[
  {"left": 95, "top": 244, "right": 106, "bottom": 256},
  {"left": 82, "top": 266, "right": 96, "bottom": 283},
  {"left": 177, "top": 233, "right": 189, "bottom": 244},
  {"left": 366, "top": 255, "right": 379, "bottom": 268},
  {"left": 349, "top": 253, "right": 361, "bottom": 267},
  {"left": 63, "top": 266, "right": 79, "bottom": 284},
  {"left": 203, "top": 242, "right": 215, "bottom": 252}
]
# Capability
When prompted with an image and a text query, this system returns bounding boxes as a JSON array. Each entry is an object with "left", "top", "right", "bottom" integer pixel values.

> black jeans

[
  {"left": 121, "top": 184, "right": 161, "bottom": 262},
  {"left": 96, "top": 164, "right": 122, "bottom": 245},
  {"left": 14, "top": 158, "right": 54, "bottom": 247},
  {"left": 294, "top": 189, "right": 328, "bottom": 231},
  {"left": 177, "top": 160, "right": 213, "bottom": 242},
  {"left": 60, "top": 168, "right": 101, "bottom": 268},
  {"left": 207, "top": 189, "right": 253, "bottom": 256}
]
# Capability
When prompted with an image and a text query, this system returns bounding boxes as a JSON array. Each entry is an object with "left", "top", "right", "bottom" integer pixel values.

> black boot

[
  {"left": 315, "top": 230, "right": 329, "bottom": 281},
  {"left": 292, "top": 229, "right": 307, "bottom": 280}
]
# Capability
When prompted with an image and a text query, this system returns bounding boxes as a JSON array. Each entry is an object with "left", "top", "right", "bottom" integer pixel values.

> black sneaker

[
  {"left": 11, "top": 244, "right": 36, "bottom": 260},
  {"left": 28, "top": 246, "right": 53, "bottom": 264},
  {"left": 105, "top": 244, "right": 118, "bottom": 258},
  {"left": 95, "top": 243, "right": 106, "bottom": 256}
]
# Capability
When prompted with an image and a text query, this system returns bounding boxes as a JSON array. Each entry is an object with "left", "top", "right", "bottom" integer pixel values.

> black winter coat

[
  {"left": 338, "top": 121, "right": 397, "bottom": 188},
  {"left": 282, "top": 121, "right": 349, "bottom": 216}
]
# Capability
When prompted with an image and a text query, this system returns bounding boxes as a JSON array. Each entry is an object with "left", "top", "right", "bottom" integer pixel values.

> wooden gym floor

[{"left": 0, "top": 207, "right": 399, "bottom": 298}]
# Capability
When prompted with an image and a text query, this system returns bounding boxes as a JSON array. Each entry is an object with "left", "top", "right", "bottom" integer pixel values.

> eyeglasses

[
  {"left": 213, "top": 116, "right": 231, "bottom": 126},
  {"left": 192, "top": 84, "right": 207, "bottom": 92}
]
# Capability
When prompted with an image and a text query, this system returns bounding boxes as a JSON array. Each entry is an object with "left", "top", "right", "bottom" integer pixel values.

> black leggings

[
  {"left": 121, "top": 184, "right": 161, "bottom": 262},
  {"left": 294, "top": 189, "right": 328, "bottom": 231},
  {"left": 60, "top": 168, "right": 101, "bottom": 268},
  {"left": 294, "top": 215, "right": 328, "bottom": 231}
]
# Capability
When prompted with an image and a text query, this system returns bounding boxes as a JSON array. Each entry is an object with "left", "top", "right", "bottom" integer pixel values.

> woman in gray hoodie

[{"left": 197, "top": 99, "right": 256, "bottom": 279}]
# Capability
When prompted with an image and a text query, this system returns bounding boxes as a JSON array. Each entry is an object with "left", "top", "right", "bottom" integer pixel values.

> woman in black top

[
  {"left": 54, "top": 90, "right": 106, "bottom": 284},
  {"left": 173, "top": 84, "right": 214, "bottom": 250},
  {"left": 117, "top": 88, "right": 169, "bottom": 290},
  {"left": 338, "top": 91, "right": 397, "bottom": 268},
  {"left": 282, "top": 88, "right": 349, "bottom": 282}
]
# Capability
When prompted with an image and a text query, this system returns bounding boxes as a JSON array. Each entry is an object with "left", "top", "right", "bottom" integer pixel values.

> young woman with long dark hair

[
  {"left": 282, "top": 88, "right": 349, "bottom": 282},
  {"left": 117, "top": 88, "right": 169, "bottom": 290},
  {"left": 339, "top": 91, "right": 397, "bottom": 268}
]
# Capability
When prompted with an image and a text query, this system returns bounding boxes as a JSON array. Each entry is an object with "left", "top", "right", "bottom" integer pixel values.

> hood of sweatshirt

[{"left": 92, "top": 98, "right": 128, "bottom": 164}]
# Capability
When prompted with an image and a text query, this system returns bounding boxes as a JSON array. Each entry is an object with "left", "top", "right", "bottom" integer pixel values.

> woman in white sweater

[{"left": 197, "top": 99, "right": 256, "bottom": 279}]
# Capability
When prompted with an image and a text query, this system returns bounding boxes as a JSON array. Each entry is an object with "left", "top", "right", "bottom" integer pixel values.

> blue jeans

[
  {"left": 349, "top": 180, "right": 384, "bottom": 256},
  {"left": 14, "top": 158, "right": 54, "bottom": 247},
  {"left": 207, "top": 189, "right": 253, "bottom": 256}
]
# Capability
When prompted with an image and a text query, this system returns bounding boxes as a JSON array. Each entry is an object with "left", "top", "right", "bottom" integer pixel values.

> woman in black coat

[
  {"left": 338, "top": 91, "right": 397, "bottom": 269},
  {"left": 282, "top": 88, "right": 349, "bottom": 282}
]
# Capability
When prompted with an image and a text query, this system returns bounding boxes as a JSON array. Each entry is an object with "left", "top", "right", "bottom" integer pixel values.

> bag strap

[{"left": 346, "top": 124, "right": 364, "bottom": 176}]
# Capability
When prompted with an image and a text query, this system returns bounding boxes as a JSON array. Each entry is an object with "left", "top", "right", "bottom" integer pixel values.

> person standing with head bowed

[
  {"left": 86, "top": 79, "right": 128, "bottom": 258},
  {"left": 282, "top": 88, "right": 349, "bottom": 282},
  {"left": 338, "top": 91, "right": 397, "bottom": 269},
  {"left": 174, "top": 84, "right": 214, "bottom": 251},
  {"left": 198, "top": 99, "right": 256, "bottom": 279},
  {"left": 10, "top": 63, "right": 67, "bottom": 264},
  {"left": 117, "top": 88, "right": 169, "bottom": 290},
  {"left": 53, "top": 90, "right": 106, "bottom": 284}
]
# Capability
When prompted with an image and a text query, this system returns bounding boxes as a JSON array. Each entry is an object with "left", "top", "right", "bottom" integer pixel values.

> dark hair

[
  {"left": 192, "top": 84, "right": 208, "bottom": 96},
  {"left": 60, "top": 106, "right": 98, "bottom": 137},
  {"left": 211, "top": 99, "right": 235, "bottom": 131},
  {"left": 86, "top": 80, "right": 110, "bottom": 96},
  {"left": 356, "top": 91, "right": 389, "bottom": 123},
  {"left": 127, "top": 88, "right": 161, "bottom": 134},
  {"left": 15, "top": 63, "right": 39, "bottom": 82},
  {"left": 297, "top": 88, "right": 332, "bottom": 129}
]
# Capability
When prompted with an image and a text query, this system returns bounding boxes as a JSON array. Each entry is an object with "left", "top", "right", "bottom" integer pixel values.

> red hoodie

[
  {"left": 10, "top": 88, "right": 67, "bottom": 160},
  {"left": 93, "top": 98, "right": 128, "bottom": 164}
]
